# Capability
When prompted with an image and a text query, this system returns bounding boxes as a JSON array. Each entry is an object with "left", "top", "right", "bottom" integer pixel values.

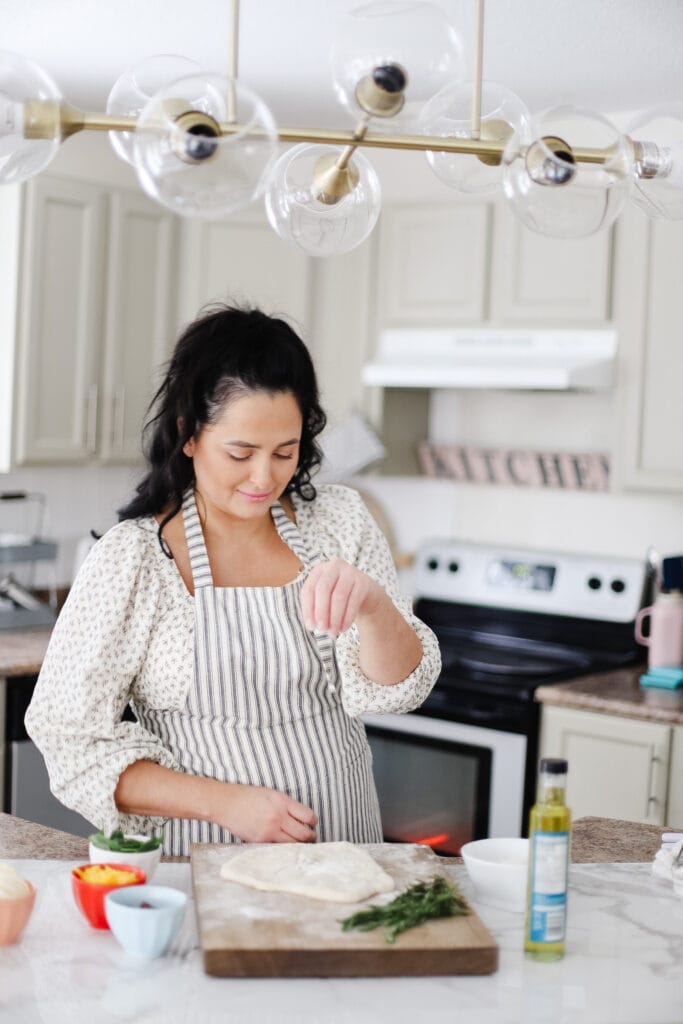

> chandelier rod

[
  {"left": 227, "top": 0, "right": 239, "bottom": 122},
  {"left": 470, "top": 0, "right": 485, "bottom": 140},
  {"left": 50, "top": 107, "right": 615, "bottom": 165}
]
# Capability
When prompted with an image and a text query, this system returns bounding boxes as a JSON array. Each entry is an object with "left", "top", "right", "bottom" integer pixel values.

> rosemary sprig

[{"left": 339, "top": 875, "right": 470, "bottom": 944}]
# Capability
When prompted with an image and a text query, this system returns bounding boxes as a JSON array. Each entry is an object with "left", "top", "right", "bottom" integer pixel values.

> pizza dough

[{"left": 219, "top": 842, "right": 395, "bottom": 903}]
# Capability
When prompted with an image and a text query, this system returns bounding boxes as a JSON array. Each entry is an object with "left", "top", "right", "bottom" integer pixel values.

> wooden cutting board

[{"left": 191, "top": 842, "right": 498, "bottom": 977}]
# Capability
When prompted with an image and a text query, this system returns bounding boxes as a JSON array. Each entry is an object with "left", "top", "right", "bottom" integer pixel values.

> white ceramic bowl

[
  {"left": 105, "top": 885, "right": 187, "bottom": 959},
  {"left": 88, "top": 836, "right": 162, "bottom": 881},
  {"left": 460, "top": 837, "right": 529, "bottom": 912}
]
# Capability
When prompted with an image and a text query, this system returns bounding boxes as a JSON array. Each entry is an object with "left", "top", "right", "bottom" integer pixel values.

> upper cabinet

[
  {"left": 1, "top": 176, "right": 178, "bottom": 470},
  {"left": 176, "top": 215, "right": 311, "bottom": 334},
  {"left": 11, "top": 177, "right": 107, "bottom": 465},
  {"left": 99, "top": 189, "right": 177, "bottom": 463},
  {"left": 377, "top": 203, "right": 491, "bottom": 324},
  {"left": 489, "top": 204, "right": 613, "bottom": 324},
  {"left": 614, "top": 206, "right": 683, "bottom": 492},
  {"left": 374, "top": 200, "right": 614, "bottom": 331}
]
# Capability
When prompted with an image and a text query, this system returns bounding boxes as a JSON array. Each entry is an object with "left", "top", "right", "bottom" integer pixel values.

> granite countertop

[
  {"left": 536, "top": 664, "right": 683, "bottom": 724},
  {"left": 0, "top": 811, "right": 673, "bottom": 864},
  {"left": 0, "top": 627, "right": 52, "bottom": 677}
]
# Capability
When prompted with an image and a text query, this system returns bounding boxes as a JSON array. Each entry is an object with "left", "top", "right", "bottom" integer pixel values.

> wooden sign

[{"left": 418, "top": 441, "right": 610, "bottom": 491}]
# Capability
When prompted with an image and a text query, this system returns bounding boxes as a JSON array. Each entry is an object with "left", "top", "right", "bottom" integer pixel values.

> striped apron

[{"left": 136, "top": 488, "right": 382, "bottom": 856}]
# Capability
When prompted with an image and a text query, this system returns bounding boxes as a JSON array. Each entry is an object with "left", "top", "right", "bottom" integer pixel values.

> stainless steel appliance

[
  {"left": 365, "top": 541, "right": 651, "bottom": 856},
  {"left": 3, "top": 675, "right": 93, "bottom": 837}
]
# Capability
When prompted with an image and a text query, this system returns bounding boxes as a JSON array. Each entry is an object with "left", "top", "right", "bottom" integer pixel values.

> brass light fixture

[{"left": 0, "top": 0, "right": 682, "bottom": 254}]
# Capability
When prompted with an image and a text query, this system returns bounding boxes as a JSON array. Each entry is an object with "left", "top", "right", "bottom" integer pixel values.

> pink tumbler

[{"left": 635, "top": 557, "right": 683, "bottom": 669}]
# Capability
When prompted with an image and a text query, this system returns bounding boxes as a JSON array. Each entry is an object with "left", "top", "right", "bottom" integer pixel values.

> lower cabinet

[{"left": 539, "top": 704, "right": 673, "bottom": 826}]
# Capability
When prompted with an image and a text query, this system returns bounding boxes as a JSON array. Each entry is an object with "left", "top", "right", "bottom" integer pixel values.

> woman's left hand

[{"left": 300, "top": 557, "right": 384, "bottom": 637}]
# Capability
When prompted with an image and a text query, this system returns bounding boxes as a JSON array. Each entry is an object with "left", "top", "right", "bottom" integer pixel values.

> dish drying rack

[{"left": 0, "top": 491, "right": 58, "bottom": 630}]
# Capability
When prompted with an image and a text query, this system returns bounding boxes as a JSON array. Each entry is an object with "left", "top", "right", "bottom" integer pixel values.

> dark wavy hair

[{"left": 118, "top": 304, "right": 326, "bottom": 550}]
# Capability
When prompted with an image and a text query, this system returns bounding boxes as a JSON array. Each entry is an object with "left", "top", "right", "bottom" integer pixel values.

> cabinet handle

[
  {"left": 113, "top": 386, "right": 126, "bottom": 450},
  {"left": 646, "top": 754, "right": 663, "bottom": 818},
  {"left": 85, "top": 384, "right": 98, "bottom": 454}
]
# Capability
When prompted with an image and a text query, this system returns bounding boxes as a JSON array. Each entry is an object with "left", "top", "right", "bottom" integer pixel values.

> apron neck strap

[{"left": 182, "top": 488, "right": 214, "bottom": 589}]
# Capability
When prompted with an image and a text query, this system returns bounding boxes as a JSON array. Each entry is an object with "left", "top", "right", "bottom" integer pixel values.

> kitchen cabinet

[
  {"left": 374, "top": 200, "right": 613, "bottom": 330},
  {"left": 539, "top": 704, "right": 671, "bottom": 826},
  {"left": 0, "top": 175, "right": 177, "bottom": 469},
  {"left": 176, "top": 213, "right": 311, "bottom": 345},
  {"left": 614, "top": 206, "right": 683, "bottom": 491},
  {"left": 667, "top": 724, "right": 683, "bottom": 828},
  {"left": 489, "top": 203, "right": 613, "bottom": 324},
  {"left": 376, "top": 203, "right": 491, "bottom": 325}
]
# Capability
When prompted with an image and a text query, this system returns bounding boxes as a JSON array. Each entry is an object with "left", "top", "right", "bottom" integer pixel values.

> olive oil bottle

[{"left": 524, "top": 757, "right": 571, "bottom": 961}]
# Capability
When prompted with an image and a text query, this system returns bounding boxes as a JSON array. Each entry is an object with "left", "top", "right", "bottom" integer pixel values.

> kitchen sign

[{"left": 418, "top": 442, "right": 610, "bottom": 491}]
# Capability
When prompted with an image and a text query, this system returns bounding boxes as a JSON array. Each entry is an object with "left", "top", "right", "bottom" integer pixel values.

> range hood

[{"left": 362, "top": 328, "right": 617, "bottom": 391}]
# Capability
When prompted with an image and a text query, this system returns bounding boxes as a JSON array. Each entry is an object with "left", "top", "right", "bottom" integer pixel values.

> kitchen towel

[{"left": 652, "top": 837, "right": 683, "bottom": 895}]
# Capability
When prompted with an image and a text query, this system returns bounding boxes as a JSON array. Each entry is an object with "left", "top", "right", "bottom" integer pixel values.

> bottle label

[{"left": 528, "top": 831, "right": 569, "bottom": 944}]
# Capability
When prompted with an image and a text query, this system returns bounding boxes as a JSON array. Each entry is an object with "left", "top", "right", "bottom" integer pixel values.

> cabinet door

[
  {"left": 667, "top": 725, "right": 683, "bottom": 829},
  {"left": 540, "top": 705, "right": 670, "bottom": 825},
  {"left": 376, "top": 203, "right": 491, "bottom": 324},
  {"left": 13, "top": 177, "right": 106, "bottom": 464},
  {"left": 614, "top": 208, "right": 683, "bottom": 491},
  {"left": 99, "top": 190, "right": 177, "bottom": 464},
  {"left": 490, "top": 204, "right": 613, "bottom": 324},
  {"left": 176, "top": 215, "right": 311, "bottom": 336}
]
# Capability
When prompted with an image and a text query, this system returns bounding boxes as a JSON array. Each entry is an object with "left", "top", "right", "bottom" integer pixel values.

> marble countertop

[
  {"left": 536, "top": 664, "right": 683, "bottom": 725},
  {"left": 0, "top": 628, "right": 51, "bottom": 677},
  {"left": 2, "top": 814, "right": 681, "bottom": 1022},
  {"left": 2, "top": 853, "right": 682, "bottom": 1023}
]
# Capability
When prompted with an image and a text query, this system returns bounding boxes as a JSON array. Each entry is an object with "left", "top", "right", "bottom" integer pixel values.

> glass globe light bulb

[
  {"left": 627, "top": 104, "right": 683, "bottom": 220},
  {"left": 330, "top": 2, "right": 464, "bottom": 132},
  {"left": 132, "top": 73, "right": 278, "bottom": 219},
  {"left": 106, "top": 54, "right": 202, "bottom": 166},
  {"left": 502, "top": 106, "right": 632, "bottom": 238},
  {"left": 419, "top": 81, "right": 530, "bottom": 194},
  {"left": 0, "top": 51, "right": 62, "bottom": 184},
  {"left": 264, "top": 143, "right": 381, "bottom": 257}
]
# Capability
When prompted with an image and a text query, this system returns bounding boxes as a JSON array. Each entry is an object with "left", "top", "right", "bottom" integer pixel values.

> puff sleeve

[
  {"left": 24, "top": 522, "right": 182, "bottom": 837},
  {"left": 297, "top": 485, "right": 442, "bottom": 717}
]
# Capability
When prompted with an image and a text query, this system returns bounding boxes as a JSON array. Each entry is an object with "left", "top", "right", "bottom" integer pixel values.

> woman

[{"left": 26, "top": 306, "right": 441, "bottom": 856}]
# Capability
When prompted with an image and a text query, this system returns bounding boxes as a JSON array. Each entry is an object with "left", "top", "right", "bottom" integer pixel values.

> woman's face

[{"left": 183, "top": 389, "right": 303, "bottom": 521}]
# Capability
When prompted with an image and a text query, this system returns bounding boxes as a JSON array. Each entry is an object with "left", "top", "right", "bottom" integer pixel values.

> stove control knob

[
  {"left": 610, "top": 578, "right": 626, "bottom": 593},
  {"left": 587, "top": 576, "right": 602, "bottom": 590},
  {"left": 448, "top": 561, "right": 460, "bottom": 574},
  {"left": 427, "top": 558, "right": 439, "bottom": 571}
]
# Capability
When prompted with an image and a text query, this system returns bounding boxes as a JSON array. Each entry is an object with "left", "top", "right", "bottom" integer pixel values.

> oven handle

[{"left": 465, "top": 705, "right": 512, "bottom": 721}]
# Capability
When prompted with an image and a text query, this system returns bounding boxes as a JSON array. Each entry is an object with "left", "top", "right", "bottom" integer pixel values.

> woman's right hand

[{"left": 217, "top": 783, "right": 318, "bottom": 843}]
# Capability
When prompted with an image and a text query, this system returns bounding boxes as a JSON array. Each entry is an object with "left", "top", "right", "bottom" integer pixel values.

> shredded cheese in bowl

[{"left": 73, "top": 865, "right": 140, "bottom": 886}]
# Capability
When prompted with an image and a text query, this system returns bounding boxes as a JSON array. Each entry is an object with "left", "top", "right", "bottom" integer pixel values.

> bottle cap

[
  {"left": 540, "top": 758, "right": 568, "bottom": 774},
  {"left": 662, "top": 555, "right": 683, "bottom": 592}
]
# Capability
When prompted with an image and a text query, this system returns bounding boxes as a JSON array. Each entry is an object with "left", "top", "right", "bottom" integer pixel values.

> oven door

[{"left": 363, "top": 712, "right": 527, "bottom": 854}]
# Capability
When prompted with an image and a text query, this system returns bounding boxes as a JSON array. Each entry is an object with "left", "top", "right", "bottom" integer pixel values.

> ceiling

[{"left": 2, "top": 0, "right": 682, "bottom": 130}]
